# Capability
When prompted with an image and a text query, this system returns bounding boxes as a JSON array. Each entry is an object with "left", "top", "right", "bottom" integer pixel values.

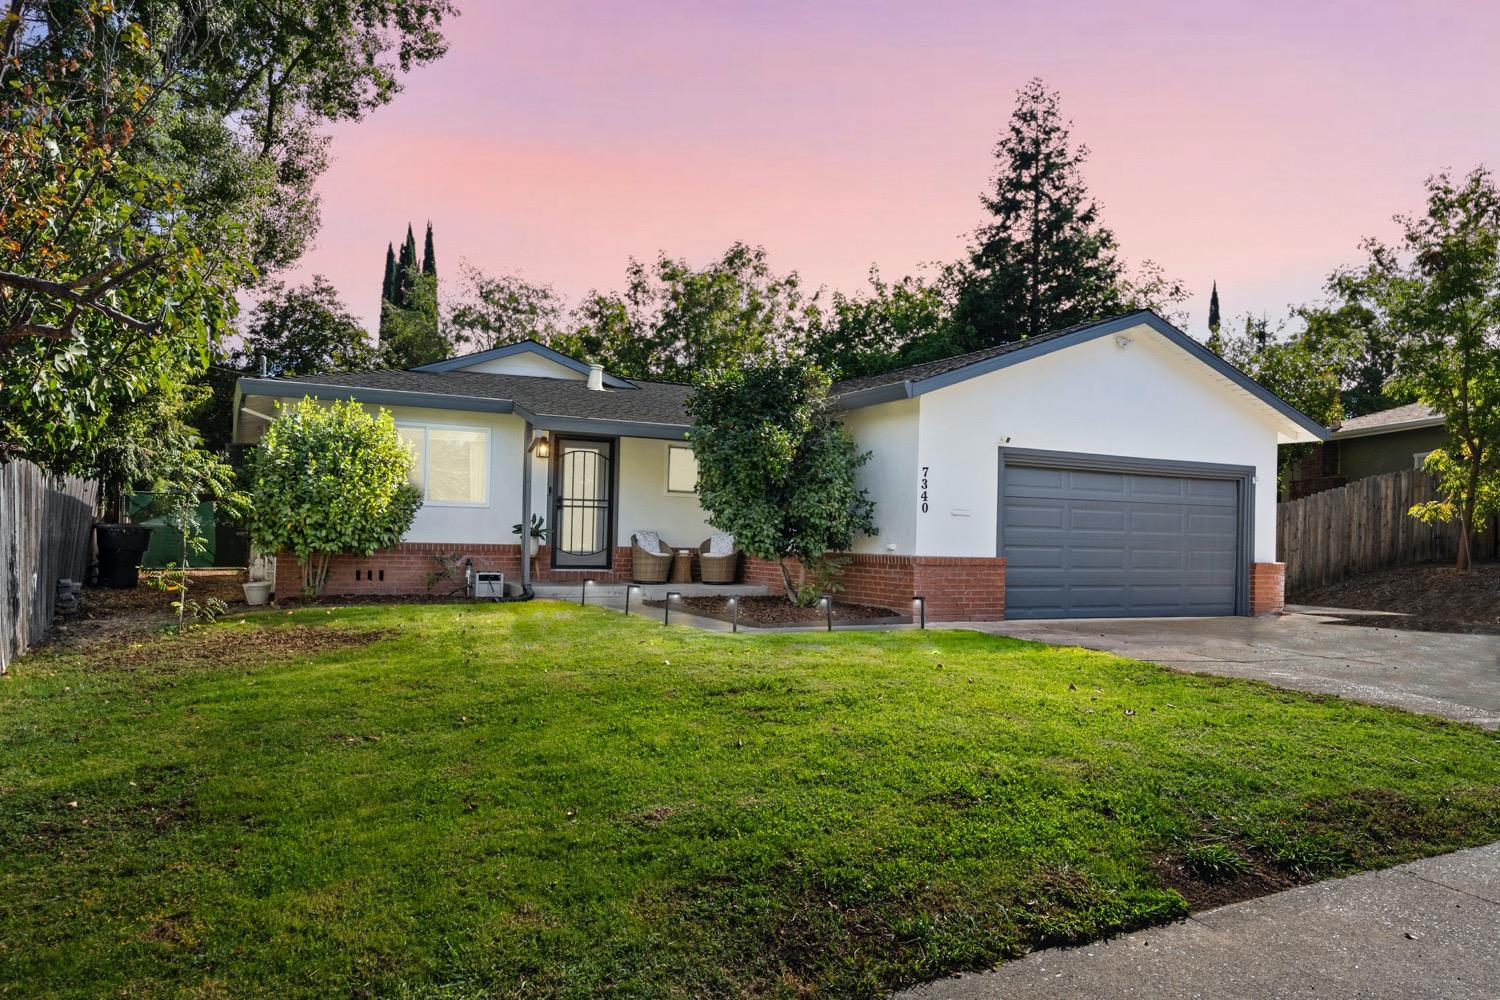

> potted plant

[{"left": 512, "top": 514, "right": 549, "bottom": 558}]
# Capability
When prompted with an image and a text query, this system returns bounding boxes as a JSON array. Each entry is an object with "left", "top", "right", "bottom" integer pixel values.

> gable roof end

[
  {"left": 412, "top": 340, "right": 636, "bottom": 388},
  {"left": 832, "top": 310, "right": 1330, "bottom": 441}
]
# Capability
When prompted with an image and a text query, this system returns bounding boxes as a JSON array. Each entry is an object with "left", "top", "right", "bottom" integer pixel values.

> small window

[
  {"left": 1413, "top": 450, "right": 1434, "bottom": 470},
  {"left": 666, "top": 446, "right": 699, "bottom": 494},
  {"left": 398, "top": 424, "right": 488, "bottom": 505}
]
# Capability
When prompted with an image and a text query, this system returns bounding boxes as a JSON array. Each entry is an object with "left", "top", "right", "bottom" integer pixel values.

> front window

[
  {"left": 666, "top": 445, "right": 698, "bottom": 494},
  {"left": 398, "top": 424, "right": 488, "bottom": 505}
]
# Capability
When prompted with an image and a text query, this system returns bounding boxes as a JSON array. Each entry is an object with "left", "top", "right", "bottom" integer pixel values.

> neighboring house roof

[
  {"left": 829, "top": 311, "right": 1329, "bottom": 441},
  {"left": 235, "top": 310, "right": 1329, "bottom": 443},
  {"left": 410, "top": 340, "right": 637, "bottom": 388},
  {"left": 1330, "top": 402, "right": 1443, "bottom": 440}
]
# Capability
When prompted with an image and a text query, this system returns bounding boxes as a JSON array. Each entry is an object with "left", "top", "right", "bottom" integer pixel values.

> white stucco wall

[
  {"left": 839, "top": 398, "right": 919, "bottom": 554},
  {"left": 379, "top": 405, "right": 526, "bottom": 544},
  {"left": 613, "top": 438, "right": 714, "bottom": 548},
  {"left": 909, "top": 325, "right": 1284, "bottom": 562}
]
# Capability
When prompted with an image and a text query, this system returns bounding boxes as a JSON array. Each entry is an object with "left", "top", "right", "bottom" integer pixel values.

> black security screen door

[{"left": 551, "top": 438, "right": 614, "bottom": 568}]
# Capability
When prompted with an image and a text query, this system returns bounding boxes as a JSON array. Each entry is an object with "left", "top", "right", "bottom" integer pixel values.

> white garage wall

[
  {"left": 840, "top": 398, "right": 919, "bottom": 554},
  {"left": 613, "top": 437, "right": 714, "bottom": 548},
  {"left": 911, "top": 324, "right": 1284, "bottom": 562}
]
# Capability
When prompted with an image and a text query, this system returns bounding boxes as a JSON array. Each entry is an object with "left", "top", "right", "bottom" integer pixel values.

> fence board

[
  {"left": 1277, "top": 468, "right": 1498, "bottom": 595},
  {"left": 0, "top": 460, "right": 96, "bottom": 672}
]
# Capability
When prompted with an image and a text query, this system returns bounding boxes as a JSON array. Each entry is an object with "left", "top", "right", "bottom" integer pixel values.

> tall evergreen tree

[
  {"left": 382, "top": 243, "right": 397, "bottom": 303},
  {"left": 951, "top": 78, "right": 1124, "bottom": 348},
  {"left": 1208, "top": 282, "right": 1221, "bottom": 334},
  {"left": 422, "top": 221, "right": 437, "bottom": 278}
]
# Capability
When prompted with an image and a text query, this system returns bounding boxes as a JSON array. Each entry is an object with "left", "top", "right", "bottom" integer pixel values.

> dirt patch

[
  {"left": 1151, "top": 841, "right": 1303, "bottom": 911},
  {"left": 1294, "top": 561, "right": 1500, "bottom": 633},
  {"left": 643, "top": 595, "right": 907, "bottom": 627},
  {"left": 84, "top": 624, "right": 395, "bottom": 674}
]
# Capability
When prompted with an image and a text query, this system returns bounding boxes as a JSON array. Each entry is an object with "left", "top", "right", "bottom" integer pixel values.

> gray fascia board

[
  {"left": 1331, "top": 416, "right": 1445, "bottom": 440},
  {"left": 524, "top": 411, "right": 691, "bottom": 441},
  {"left": 412, "top": 341, "right": 635, "bottom": 388},
  {"left": 848, "top": 310, "right": 1329, "bottom": 440},
  {"left": 235, "top": 376, "right": 518, "bottom": 415},
  {"left": 832, "top": 381, "right": 915, "bottom": 410}
]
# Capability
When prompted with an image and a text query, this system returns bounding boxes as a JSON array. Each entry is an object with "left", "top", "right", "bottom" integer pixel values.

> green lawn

[{"left": 2, "top": 602, "right": 1497, "bottom": 998}]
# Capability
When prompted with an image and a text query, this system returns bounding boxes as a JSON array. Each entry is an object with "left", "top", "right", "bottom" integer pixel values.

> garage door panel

[{"left": 1002, "top": 461, "right": 1241, "bottom": 619}]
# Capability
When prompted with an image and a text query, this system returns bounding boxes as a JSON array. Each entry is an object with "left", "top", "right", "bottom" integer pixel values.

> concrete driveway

[{"left": 962, "top": 608, "right": 1500, "bottom": 729}]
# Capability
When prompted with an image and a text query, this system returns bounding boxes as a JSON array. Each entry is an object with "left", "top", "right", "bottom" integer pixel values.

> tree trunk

[{"left": 1457, "top": 461, "right": 1480, "bottom": 573}]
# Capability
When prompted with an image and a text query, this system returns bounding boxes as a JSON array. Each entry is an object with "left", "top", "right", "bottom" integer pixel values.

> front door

[{"left": 550, "top": 437, "right": 615, "bottom": 569}]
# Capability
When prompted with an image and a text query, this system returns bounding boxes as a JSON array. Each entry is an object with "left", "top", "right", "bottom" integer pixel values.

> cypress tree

[
  {"left": 952, "top": 78, "right": 1123, "bottom": 348},
  {"left": 395, "top": 224, "right": 417, "bottom": 308},
  {"left": 1208, "top": 281, "right": 1221, "bottom": 335},
  {"left": 422, "top": 221, "right": 437, "bottom": 278},
  {"left": 382, "top": 243, "right": 396, "bottom": 303}
]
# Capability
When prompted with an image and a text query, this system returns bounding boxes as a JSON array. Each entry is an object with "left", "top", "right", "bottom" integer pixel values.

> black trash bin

[{"left": 94, "top": 523, "right": 155, "bottom": 588}]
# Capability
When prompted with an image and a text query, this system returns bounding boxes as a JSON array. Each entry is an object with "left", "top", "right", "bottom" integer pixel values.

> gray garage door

[{"left": 1002, "top": 463, "right": 1242, "bottom": 619}]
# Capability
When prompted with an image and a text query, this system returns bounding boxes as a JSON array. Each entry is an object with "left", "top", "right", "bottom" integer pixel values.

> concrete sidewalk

[{"left": 898, "top": 842, "right": 1500, "bottom": 1000}]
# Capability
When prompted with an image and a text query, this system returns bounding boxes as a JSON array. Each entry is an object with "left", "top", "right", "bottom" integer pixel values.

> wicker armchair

[
  {"left": 631, "top": 532, "right": 674, "bottom": 584},
  {"left": 698, "top": 536, "right": 740, "bottom": 585}
]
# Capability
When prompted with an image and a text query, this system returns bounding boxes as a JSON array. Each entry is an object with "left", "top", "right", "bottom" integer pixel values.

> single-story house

[
  {"left": 233, "top": 310, "right": 1327, "bottom": 620},
  {"left": 1287, "top": 402, "right": 1445, "bottom": 499}
]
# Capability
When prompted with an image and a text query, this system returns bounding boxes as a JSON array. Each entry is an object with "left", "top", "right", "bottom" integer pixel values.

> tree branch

[{"left": 0, "top": 267, "right": 160, "bottom": 335}]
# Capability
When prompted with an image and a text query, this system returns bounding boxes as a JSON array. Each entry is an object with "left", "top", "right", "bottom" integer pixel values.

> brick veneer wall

[
  {"left": 273, "top": 542, "right": 524, "bottom": 599},
  {"left": 744, "top": 553, "right": 1006, "bottom": 622},
  {"left": 1250, "top": 561, "right": 1285, "bottom": 616}
]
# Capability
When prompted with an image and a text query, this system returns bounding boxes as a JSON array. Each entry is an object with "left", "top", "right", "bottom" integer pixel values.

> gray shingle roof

[
  {"left": 1334, "top": 402, "right": 1441, "bottom": 435},
  {"left": 828, "top": 314, "right": 1140, "bottom": 397},
  {"left": 266, "top": 369, "right": 696, "bottom": 426}
]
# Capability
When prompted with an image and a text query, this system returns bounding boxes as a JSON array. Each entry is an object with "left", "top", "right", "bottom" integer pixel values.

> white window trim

[
  {"left": 396, "top": 421, "right": 491, "bottom": 508},
  {"left": 665, "top": 444, "right": 698, "bottom": 495},
  {"left": 1413, "top": 450, "right": 1434, "bottom": 470}
]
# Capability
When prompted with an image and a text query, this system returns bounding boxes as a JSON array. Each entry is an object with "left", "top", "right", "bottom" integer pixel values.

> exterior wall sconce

[{"left": 529, "top": 433, "right": 551, "bottom": 458}]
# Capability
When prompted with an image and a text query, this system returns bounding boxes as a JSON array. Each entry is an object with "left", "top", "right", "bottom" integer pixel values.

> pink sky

[{"left": 291, "top": 0, "right": 1500, "bottom": 341}]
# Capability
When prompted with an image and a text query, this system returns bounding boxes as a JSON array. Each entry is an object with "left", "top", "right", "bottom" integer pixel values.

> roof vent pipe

[{"left": 586, "top": 363, "right": 605, "bottom": 391}]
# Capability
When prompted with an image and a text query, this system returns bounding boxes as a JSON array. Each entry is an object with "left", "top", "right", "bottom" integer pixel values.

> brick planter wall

[
  {"left": 744, "top": 553, "right": 1006, "bottom": 622},
  {"left": 1250, "top": 561, "right": 1285, "bottom": 616}
]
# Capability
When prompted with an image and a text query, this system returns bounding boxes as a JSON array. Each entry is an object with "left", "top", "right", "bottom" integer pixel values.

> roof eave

[
  {"left": 411, "top": 341, "right": 636, "bottom": 388},
  {"left": 1331, "top": 416, "right": 1445, "bottom": 440},
  {"left": 236, "top": 376, "right": 518, "bottom": 415}
]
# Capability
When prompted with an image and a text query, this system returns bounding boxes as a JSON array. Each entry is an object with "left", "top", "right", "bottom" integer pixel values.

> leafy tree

[
  {"left": 1117, "top": 260, "right": 1189, "bottom": 327},
  {"left": 802, "top": 266, "right": 959, "bottom": 378},
  {"left": 1372, "top": 169, "right": 1500, "bottom": 571},
  {"left": 687, "top": 362, "right": 876, "bottom": 604},
  {"left": 446, "top": 264, "right": 565, "bottom": 351},
  {"left": 552, "top": 284, "right": 657, "bottom": 379},
  {"left": 379, "top": 266, "right": 448, "bottom": 368},
  {"left": 1208, "top": 314, "right": 1344, "bottom": 490},
  {"left": 238, "top": 276, "right": 377, "bottom": 376},
  {"left": 245, "top": 398, "right": 421, "bottom": 596},
  {"left": 1, "top": 0, "right": 454, "bottom": 468},
  {"left": 1293, "top": 265, "right": 1414, "bottom": 418},
  {"left": 146, "top": 443, "right": 247, "bottom": 631},
  {"left": 952, "top": 78, "right": 1125, "bottom": 349}
]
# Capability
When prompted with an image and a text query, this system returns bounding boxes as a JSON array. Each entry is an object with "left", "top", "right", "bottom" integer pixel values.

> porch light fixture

[
  {"left": 913, "top": 595, "right": 926, "bottom": 629},
  {"left": 821, "top": 593, "right": 833, "bottom": 632},
  {"left": 625, "top": 584, "right": 640, "bottom": 616},
  {"left": 664, "top": 591, "right": 680, "bottom": 625},
  {"left": 729, "top": 595, "right": 738, "bottom": 633},
  {"left": 528, "top": 433, "right": 552, "bottom": 458}
]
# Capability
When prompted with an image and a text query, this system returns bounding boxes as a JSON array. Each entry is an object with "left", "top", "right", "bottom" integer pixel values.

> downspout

[{"left": 517, "top": 419, "right": 535, "bottom": 598}]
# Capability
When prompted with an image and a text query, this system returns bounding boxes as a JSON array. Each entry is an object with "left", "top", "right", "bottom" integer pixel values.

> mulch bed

[
  {"left": 83, "top": 624, "right": 396, "bottom": 674},
  {"left": 643, "top": 595, "right": 908, "bottom": 627},
  {"left": 1294, "top": 561, "right": 1500, "bottom": 634},
  {"left": 1151, "top": 842, "right": 1303, "bottom": 911}
]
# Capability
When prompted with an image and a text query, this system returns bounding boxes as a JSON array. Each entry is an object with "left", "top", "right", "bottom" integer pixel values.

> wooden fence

[
  {"left": 1276, "top": 467, "right": 1497, "bottom": 595},
  {"left": 0, "top": 460, "right": 97, "bottom": 672}
]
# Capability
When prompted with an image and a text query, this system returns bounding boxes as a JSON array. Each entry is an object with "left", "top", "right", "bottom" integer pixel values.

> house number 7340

[{"left": 920, "top": 466, "right": 929, "bottom": 514}]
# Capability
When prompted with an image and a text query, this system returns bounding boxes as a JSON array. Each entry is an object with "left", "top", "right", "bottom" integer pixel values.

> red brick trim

[
  {"left": 744, "top": 552, "right": 1006, "bottom": 622},
  {"left": 1250, "top": 561, "right": 1285, "bottom": 616},
  {"left": 274, "top": 543, "right": 525, "bottom": 598}
]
